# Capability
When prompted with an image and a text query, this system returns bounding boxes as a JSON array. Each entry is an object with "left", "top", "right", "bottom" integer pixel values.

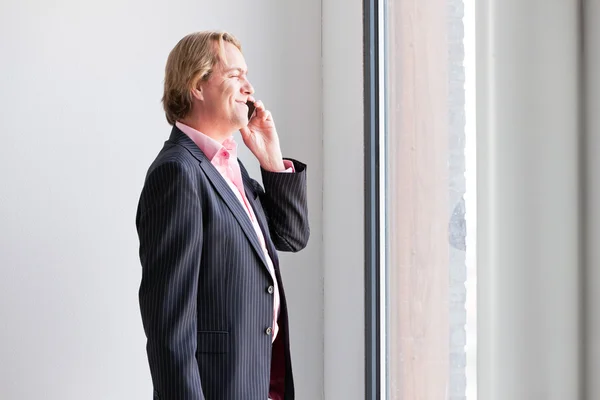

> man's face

[{"left": 197, "top": 42, "right": 254, "bottom": 135}]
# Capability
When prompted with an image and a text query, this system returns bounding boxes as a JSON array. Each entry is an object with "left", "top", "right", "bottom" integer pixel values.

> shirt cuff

[{"left": 281, "top": 159, "right": 295, "bottom": 173}]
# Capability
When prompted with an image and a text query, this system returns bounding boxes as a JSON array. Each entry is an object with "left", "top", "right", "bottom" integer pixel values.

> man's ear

[{"left": 191, "top": 84, "right": 203, "bottom": 101}]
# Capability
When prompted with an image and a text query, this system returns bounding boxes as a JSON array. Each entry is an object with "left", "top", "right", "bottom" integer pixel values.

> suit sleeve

[
  {"left": 258, "top": 158, "right": 310, "bottom": 252},
  {"left": 135, "top": 161, "right": 204, "bottom": 400}
]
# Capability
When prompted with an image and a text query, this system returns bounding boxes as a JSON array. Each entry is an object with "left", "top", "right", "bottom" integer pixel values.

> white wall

[
  {"left": 322, "top": 0, "right": 365, "bottom": 398},
  {"left": 0, "top": 0, "right": 323, "bottom": 398},
  {"left": 477, "top": 0, "right": 581, "bottom": 398}
]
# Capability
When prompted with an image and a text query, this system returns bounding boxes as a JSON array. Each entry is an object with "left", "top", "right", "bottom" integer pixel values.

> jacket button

[
  {"left": 266, "top": 327, "right": 273, "bottom": 335},
  {"left": 267, "top": 285, "right": 274, "bottom": 294}
]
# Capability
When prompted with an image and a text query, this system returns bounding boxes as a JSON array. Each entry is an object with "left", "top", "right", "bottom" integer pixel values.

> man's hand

[{"left": 239, "top": 98, "right": 286, "bottom": 172}]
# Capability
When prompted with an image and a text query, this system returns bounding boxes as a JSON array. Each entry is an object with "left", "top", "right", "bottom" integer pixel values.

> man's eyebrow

[{"left": 223, "top": 67, "right": 247, "bottom": 74}]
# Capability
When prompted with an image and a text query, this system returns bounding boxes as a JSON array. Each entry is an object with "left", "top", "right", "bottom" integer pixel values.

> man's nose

[{"left": 242, "top": 80, "right": 254, "bottom": 95}]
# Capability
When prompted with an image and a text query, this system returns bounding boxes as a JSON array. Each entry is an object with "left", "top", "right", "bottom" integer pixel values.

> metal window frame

[{"left": 363, "top": 0, "right": 382, "bottom": 398}]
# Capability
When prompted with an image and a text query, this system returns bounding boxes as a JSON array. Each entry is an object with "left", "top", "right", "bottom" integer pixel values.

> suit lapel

[
  {"left": 168, "top": 126, "right": 270, "bottom": 270},
  {"left": 239, "top": 161, "right": 280, "bottom": 268}
]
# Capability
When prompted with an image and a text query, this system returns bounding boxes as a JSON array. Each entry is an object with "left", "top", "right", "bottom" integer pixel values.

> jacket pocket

[{"left": 196, "top": 331, "right": 230, "bottom": 354}]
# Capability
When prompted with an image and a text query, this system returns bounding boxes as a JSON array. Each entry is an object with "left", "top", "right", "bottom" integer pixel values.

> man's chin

[{"left": 232, "top": 116, "right": 249, "bottom": 131}]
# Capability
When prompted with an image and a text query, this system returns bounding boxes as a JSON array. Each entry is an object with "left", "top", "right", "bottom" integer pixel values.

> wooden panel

[{"left": 387, "top": 0, "right": 450, "bottom": 398}]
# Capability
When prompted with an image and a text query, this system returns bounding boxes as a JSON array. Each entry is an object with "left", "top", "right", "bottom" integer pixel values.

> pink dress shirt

[{"left": 175, "top": 121, "right": 293, "bottom": 344}]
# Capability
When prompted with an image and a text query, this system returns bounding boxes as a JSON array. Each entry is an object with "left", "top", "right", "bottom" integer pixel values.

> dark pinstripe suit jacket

[{"left": 135, "top": 126, "right": 309, "bottom": 400}]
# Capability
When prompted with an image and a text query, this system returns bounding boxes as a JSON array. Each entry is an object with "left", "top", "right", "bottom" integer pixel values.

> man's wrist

[
  {"left": 260, "top": 160, "right": 286, "bottom": 172},
  {"left": 258, "top": 152, "right": 286, "bottom": 172}
]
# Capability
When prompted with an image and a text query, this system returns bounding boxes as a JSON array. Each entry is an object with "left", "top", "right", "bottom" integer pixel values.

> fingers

[
  {"left": 253, "top": 100, "right": 265, "bottom": 114},
  {"left": 240, "top": 126, "right": 251, "bottom": 137},
  {"left": 252, "top": 100, "right": 272, "bottom": 121}
]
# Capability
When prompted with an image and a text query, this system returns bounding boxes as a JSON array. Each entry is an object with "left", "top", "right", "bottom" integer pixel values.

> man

[{"left": 135, "top": 31, "right": 309, "bottom": 400}]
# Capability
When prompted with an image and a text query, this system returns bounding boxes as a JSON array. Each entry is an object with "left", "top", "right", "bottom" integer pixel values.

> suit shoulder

[
  {"left": 137, "top": 148, "right": 200, "bottom": 219},
  {"left": 147, "top": 142, "right": 198, "bottom": 177}
]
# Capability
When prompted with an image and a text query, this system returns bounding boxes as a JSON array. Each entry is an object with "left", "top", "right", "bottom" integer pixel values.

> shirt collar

[{"left": 175, "top": 121, "right": 236, "bottom": 162}]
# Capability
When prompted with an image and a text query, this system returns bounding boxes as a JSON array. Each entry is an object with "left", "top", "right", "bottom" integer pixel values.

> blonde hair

[{"left": 162, "top": 31, "right": 242, "bottom": 125}]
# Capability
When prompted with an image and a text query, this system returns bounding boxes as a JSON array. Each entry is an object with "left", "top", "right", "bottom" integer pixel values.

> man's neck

[{"left": 179, "top": 116, "right": 233, "bottom": 144}]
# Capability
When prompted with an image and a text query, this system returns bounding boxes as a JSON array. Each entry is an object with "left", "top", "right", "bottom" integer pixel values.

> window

[{"left": 365, "top": 0, "right": 476, "bottom": 398}]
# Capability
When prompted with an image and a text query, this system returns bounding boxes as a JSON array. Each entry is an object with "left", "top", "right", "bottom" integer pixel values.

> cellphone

[{"left": 246, "top": 100, "right": 256, "bottom": 119}]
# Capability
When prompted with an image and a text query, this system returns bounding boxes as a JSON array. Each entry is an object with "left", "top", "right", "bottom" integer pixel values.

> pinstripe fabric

[{"left": 136, "top": 126, "right": 309, "bottom": 400}]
